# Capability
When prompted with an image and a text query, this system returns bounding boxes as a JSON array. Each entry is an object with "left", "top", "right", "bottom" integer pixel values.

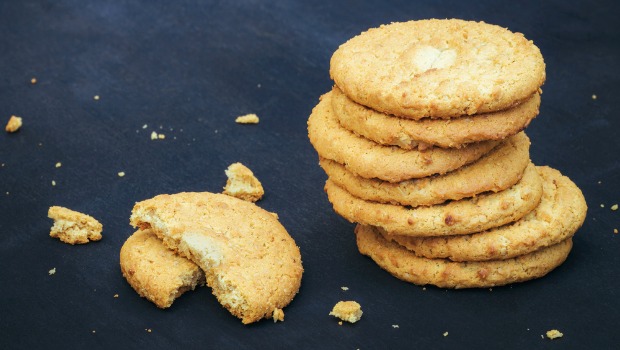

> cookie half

[
  {"left": 130, "top": 192, "right": 303, "bottom": 324},
  {"left": 320, "top": 132, "right": 530, "bottom": 207},
  {"left": 325, "top": 163, "right": 542, "bottom": 237},
  {"left": 384, "top": 166, "right": 587, "bottom": 261},
  {"left": 120, "top": 229, "right": 205, "bottom": 308},
  {"left": 308, "top": 92, "right": 499, "bottom": 182},
  {"left": 356, "top": 225, "right": 572, "bottom": 289},
  {"left": 331, "top": 85, "right": 540, "bottom": 149},
  {"left": 330, "top": 19, "right": 545, "bottom": 119}
]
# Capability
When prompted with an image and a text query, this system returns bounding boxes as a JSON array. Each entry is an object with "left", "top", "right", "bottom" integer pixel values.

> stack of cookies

[{"left": 307, "top": 19, "right": 587, "bottom": 288}]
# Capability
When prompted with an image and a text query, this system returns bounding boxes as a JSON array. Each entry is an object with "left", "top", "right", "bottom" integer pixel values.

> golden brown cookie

[
  {"left": 130, "top": 192, "right": 303, "bottom": 324},
  {"left": 308, "top": 92, "right": 499, "bottom": 182},
  {"left": 48, "top": 206, "right": 102, "bottom": 244},
  {"left": 320, "top": 132, "right": 530, "bottom": 207},
  {"left": 120, "top": 229, "right": 205, "bottom": 308},
  {"left": 356, "top": 225, "right": 572, "bottom": 289},
  {"left": 331, "top": 85, "right": 540, "bottom": 149},
  {"left": 330, "top": 19, "right": 545, "bottom": 119},
  {"left": 325, "top": 163, "right": 542, "bottom": 237},
  {"left": 384, "top": 166, "right": 587, "bottom": 261}
]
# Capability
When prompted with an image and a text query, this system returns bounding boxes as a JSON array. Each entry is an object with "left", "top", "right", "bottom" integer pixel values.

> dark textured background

[{"left": 1, "top": 1, "right": 618, "bottom": 349}]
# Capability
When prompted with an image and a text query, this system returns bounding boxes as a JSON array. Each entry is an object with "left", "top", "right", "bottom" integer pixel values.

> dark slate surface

[{"left": 1, "top": 1, "right": 618, "bottom": 349}]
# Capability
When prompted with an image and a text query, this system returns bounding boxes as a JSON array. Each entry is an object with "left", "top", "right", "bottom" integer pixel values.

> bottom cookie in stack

[{"left": 355, "top": 166, "right": 587, "bottom": 288}]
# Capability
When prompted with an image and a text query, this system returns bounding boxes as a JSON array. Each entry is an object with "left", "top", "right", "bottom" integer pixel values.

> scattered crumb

[
  {"left": 598, "top": 181, "right": 602, "bottom": 184},
  {"left": 92, "top": 330, "right": 96, "bottom": 334},
  {"left": 118, "top": 171, "right": 125, "bottom": 177},
  {"left": 222, "top": 162, "right": 264, "bottom": 202},
  {"left": 611, "top": 204, "right": 618, "bottom": 211},
  {"left": 341, "top": 286, "right": 349, "bottom": 291},
  {"left": 614, "top": 229, "right": 618, "bottom": 234},
  {"left": 338, "top": 321, "right": 343, "bottom": 326},
  {"left": 55, "top": 162, "right": 62, "bottom": 168},
  {"left": 150, "top": 131, "right": 158, "bottom": 140},
  {"left": 142, "top": 124, "right": 148, "bottom": 129},
  {"left": 48, "top": 267, "right": 56, "bottom": 275},
  {"left": 329, "top": 301, "right": 363, "bottom": 323},
  {"left": 48, "top": 206, "right": 103, "bottom": 244},
  {"left": 443, "top": 331, "right": 449, "bottom": 337},
  {"left": 235, "top": 113, "right": 260, "bottom": 124},
  {"left": 146, "top": 329, "right": 152, "bottom": 333},
  {"left": 600, "top": 204, "right": 605, "bottom": 208},
  {"left": 51, "top": 180, "right": 56, "bottom": 186},
  {"left": 272, "top": 308, "right": 285, "bottom": 323},
  {"left": 422, "top": 287, "right": 426, "bottom": 291},
  {"left": 489, "top": 288, "right": 493, "bottom": 291},
  {"left": 546, "top": 329, "right": 563, "bottom": 339},
  {"left": 31, "top": 77, "right": 37, "bottom": 84},
  {"left": 392, "top": 325, "right": 399, "bottom": 329},
  {"left": 5, "top": 115, "right": 22, "bottom": 133},
  {"left": 93, "top": 95, "right": 100, "bottom": 100},
  {"left": 592, "top": 94, "right": 597, "bottom": 100},
  {"left": 114, "top": 294, "right": 119, "bottom": 298},
  {"left": 257, "top": 83, "right": 261, "bottom": 88},
  {"left": 158, "top": 134, "right": 165, "bottom": 139}
]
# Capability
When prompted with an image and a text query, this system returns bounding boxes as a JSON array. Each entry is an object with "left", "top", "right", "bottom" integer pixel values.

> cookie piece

[
  {"left": 235, "top": 113, "right": 259, "bottom": 124},
  {"left": 329, "top": 301, "right": 363, "bottom": 323},
  {"left": 130, "top": 192, "right": 303, "bottom": 324},
  {"left": 5, "top": 115, "right": 22, "bottom": 133},
  {"left": 384, "top": 166, "right": 587, "bottom": 261},
  {"left": 222, "top": 162, "right": 264, "bottom": 202},
  {"left": 331, "top": 85, "right": 539, "bottom": 150},
  {"left": 330, "top": 19, "right": 545, "bottom": 119},
  {"left": 308, "top": 92, "right": 499, "bottom": 182},
  {"left": 48, "top": 206, "right": 102, "bottom": 244},
  {"left": 325, "top": 163, "right": 542, "bottom": 237},
  {"left": 320, "top": 132, "right": 530, "bottom": 207},
  {"left": 356, "top": 225, "right": 572, "bottom": 289},
  {"left": 120, "top": 229, "right": 205, "bottom": 308}
]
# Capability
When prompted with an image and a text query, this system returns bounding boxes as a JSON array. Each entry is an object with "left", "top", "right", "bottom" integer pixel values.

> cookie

[
  {"left": 384, "top": 166, "right": 587, "bottom": 261},
  {"left": 320, "top": 132, "right": 530, "bottom": 207},
  {"left": 355, "top": 224, "right": 572, "bottom": 289},
  {"left": 130, "top": 191, "right": 303, "bottom": 324},
  {"left": 330, "top": 19, "right": 545, "bottom": 119},
  {"left": 222, "top": 162, "right": 264, "bottom": 202},
  {"left": 325, "top": 163, "right": 542, "bottom": 237},
  {"left": 331, "top": 85, "right": 540, "bottom": 149},
  {"left": 307, "top": 92, "right": 499, "bottom": 182},
  {"left": 48, "top": 206, "right": 103, "bottom": 244},
  {"left": 120, "top": 229, "right": 205, "bottom": 308}
]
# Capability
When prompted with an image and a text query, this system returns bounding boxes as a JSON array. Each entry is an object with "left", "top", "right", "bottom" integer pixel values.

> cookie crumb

[
  {"left": 592, "top": 94, "right": 597, "bottom": 100},
  {"left": 611, "top": 204, "right": 618, "bottom": 211},
  {"left": 146, "top": 329, "right": 152, "bottom": 333},
  {"left": 443, "top": 331, "right": 449, "bottom": 337},
  {"left": 272, "top": 308, "right": 285, "bottom": 323},
  {"left": 92, "top": 330, "right": 96, "bottom": 334},
  {"left": 93, "top": 95, "right": 100, "bottom": 100},
  {"left": 55, "top": 162, "right": 62, "bottom": 168},
  {"left": 341, "top": 286, "right": 349, "bottom": 291},
  {"left": 114, "top": 294, "right": 119, "bottom": 298},
  {"left": 150, "top": 131, "right": 161, "bottom": 140},
  {"left": 142, "top": 124, "right": 148, "bottom": 129},
  {"left": 235, "top": 113, "right": 259, "bottom": 124},
  {"left": 222, "top": 162, "right": 264, "bottom": 202},
  {"left": 31, "top": 77, "right": 37, "bottom": 84},
  {"left": 118, "top": 171, "right": 125, "bottom": 177},
  {"left": 600, "top": 204, "right": 605, "bottom": 208},
  {"left": 158, "top": 133, "right": 165, "bottom": 139},
  {"left": 392, "top": 324, "right": 399, "bottom": 329},
  {"left": 48, "top": 206, "right": 103, "bottom": 244},
  {"left": 546, "top": 329, "right": 563, "bottom": 339},
  {"left": 329, "top": 301, "right": 363, "bottom": 323},
  {"left": 5, "top": 115, "right": 22, "bottom": 133},
  {"left": 48, "top": 267, "right": 56, "bottom": 275},
  {"left": 614, "top": 229, "right": 618, "bottom": 234},
  {"left": 51, "top": 180, "right": 56, "bottom": 186}
]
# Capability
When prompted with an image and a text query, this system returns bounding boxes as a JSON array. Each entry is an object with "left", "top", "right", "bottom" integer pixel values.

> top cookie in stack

[{"left": 308, "top": 19, "right": 586, "bottom": 289}]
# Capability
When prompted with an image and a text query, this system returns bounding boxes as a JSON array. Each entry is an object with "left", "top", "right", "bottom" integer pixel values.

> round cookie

[
  {"left": 320, "top": 132, "right": 530, "bottom": 207},
  {"left": 331, "top": 85, "right": 540, "bottom": 149},
  {"left": 308, "top": 92, "right": 499, "bottom": 182},
  {"left": 324, "top": 163, "right": 543, "bottom": 237},
  {"left": 130, "top": 192, "right": 303, "bottom": 324},
  {"left": 120, "top": 229, "right": 205, "bottom": 308},
  {"left": 330, "top": 19, "right": 546, "bottom": 119},
  {"left": 355, "top": 224, "right": 573, "bottom": 289},
  {"left": 384, "top": 166, "right": 587, "bottom": 261}
]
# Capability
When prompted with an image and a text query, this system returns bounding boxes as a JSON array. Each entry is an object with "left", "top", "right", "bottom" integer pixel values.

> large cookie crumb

[
  {"left": 329, "top": 301, "right": 363, "bottom": 323},
  {"left": 235, "top": 113, "right": 259, "bottom": 124},
  {"left": 5, "top": 115, "right": 22, "bottom": 133},
  {"left": 222, "top": 162, "right": 264, "bottom": 202},
  {"left": 48, "top": 206, "right": 103, "bottom": 244},
  {"left": 546, "top": 329, "right": 563, "bottom": 339}
]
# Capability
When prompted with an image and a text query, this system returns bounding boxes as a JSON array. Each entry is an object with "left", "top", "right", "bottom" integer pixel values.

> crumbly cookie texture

[
  {"left": 272, "top": 308, "right": 285, "bottom": 322},
  {"left": 329, "top": 301, "right": 363, "bottom": 323},
  {"left": 120, "top": 229, "right": 205, "bottom": 308},
  {"left": 331, "top": 85, "right": 540, "bottom": 150},
  {"left": 325, "top": 163, "right": 542, "bottom": 237},
  {"left": 384, "top": 166, "right": 588, "bottom": 261},
  {"left": 355, "top": 225, "right": 572, "bottom": 289},
  {"left": 307, "top": 93, "right": 499, "bottom": 182},
  {"left": 5, "top": 115, "right": 22, "bottom": 133},
  {"left": 546, "top": 329, "right": 563, "bottom": 339},
  {"left": 320, "top": 132, "right": 530, "bottom": 207},
  {"left": 48, "top": 206, "right": 102, "bottom": 244},
  {"left": 330, "top": 19, "right": 545, "bottom": 119},
  {"left": 222, "top": 162, "right": 264, "bottom": 202},
  {"left": 130, "top": 192, "right": 303, "bottom": 324},
  {"left": 235, "top": 113, "right": 260, "bottom": 124}
]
